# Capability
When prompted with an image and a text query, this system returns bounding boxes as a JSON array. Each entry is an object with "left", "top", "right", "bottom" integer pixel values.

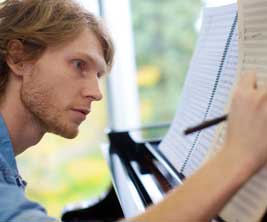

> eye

[{"left": 72, "top": 59, "right": 86, "bottom": 72}]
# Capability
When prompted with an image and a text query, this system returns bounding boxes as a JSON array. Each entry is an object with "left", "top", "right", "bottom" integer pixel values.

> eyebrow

[{"left": 75, "top": 52, "right": 107, "bottom": 75}]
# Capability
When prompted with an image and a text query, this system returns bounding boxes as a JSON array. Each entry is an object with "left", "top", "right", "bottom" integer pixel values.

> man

[{"left": 0, "top": 0, "right": 266, "bottom": 222}]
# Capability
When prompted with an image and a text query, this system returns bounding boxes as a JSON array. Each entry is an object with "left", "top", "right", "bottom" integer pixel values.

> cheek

[
  {"left": 22, "top": 75, "right": 61, "bottom": 111},
  {"left": 32, "top": 61, "right": 81, "bottom": 106},
  {"left": 44, "top": 79, "right": 82, "bottom": 113}
]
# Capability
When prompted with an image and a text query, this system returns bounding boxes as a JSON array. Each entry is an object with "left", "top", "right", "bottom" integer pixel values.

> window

[{"left": 130, "top": 1, "right": 202, "bottom": 125}]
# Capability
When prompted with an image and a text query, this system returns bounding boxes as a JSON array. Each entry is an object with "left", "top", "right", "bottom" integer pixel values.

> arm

[
  {"left": 130, "top": 147, "right": 256, "bottom": 222},
  {"left": 128, "top": 73, "right": 267, "bottom": 222}
]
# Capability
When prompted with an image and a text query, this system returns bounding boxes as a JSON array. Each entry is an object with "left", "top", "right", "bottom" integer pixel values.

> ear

[{"left": 5, "top": 40, "right": 33, "bottom": 77}]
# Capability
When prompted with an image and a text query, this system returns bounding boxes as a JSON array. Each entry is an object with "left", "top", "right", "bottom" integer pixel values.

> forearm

[{"left": 129, "top": 148, "right": 258, "bottom": 222}]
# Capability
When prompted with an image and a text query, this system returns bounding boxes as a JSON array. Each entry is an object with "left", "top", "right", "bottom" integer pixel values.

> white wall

[
  {"left": 204, "top": 0, "right": 237, "bottom": 7},
  {"left": 101, "top": 0, "right": 140, "bottom": 131},
  {"left": 76, "top": 0, "right": 100, "bottom": 15}
]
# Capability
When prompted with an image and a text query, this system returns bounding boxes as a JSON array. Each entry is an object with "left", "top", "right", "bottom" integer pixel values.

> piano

[{"left": 61, "top": 125, "right": 267, "bottom": 222}]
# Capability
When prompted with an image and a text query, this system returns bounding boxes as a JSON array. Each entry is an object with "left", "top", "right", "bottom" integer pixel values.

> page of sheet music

[
  {"left": 158, "top": 4, "right": 237, "bottom": 173},
  {"left": 210, "top": 1, "right": 267, "bottom": 222},
  {"left": 184, "top": 22, "right": 238, "bottom": 176}
]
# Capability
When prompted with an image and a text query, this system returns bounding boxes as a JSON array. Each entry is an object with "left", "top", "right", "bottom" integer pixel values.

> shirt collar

[{"left": 0, "top": 114, "right": 18, "bottom": 174}]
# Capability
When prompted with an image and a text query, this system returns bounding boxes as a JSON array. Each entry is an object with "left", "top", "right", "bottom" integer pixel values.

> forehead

[
  {"left": 46, "top": 28, "right": 107, "bottom": 72},
  {"left": 66, "top": 28, "right": 102, "bottom": 53}
]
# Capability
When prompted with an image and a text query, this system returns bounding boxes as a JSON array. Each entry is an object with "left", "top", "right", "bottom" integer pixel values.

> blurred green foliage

[{"left": 131, "top": 0, "right": 202, "bottom": 124}]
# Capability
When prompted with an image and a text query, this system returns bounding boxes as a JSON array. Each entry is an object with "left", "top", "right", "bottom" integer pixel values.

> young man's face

[{"left": 21, "top": 28, "right": 106, "bottom": 138}]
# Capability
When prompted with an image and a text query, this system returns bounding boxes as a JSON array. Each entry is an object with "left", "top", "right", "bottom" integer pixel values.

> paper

[
  {"left": 184, "top": 21, "right": 238, "bottom": 176},
  {"left": 213, "top": 1, "right": 267, "bottom": 221},
  {"left": 159, "top": 4, "right": 238, "bottom": 174}
]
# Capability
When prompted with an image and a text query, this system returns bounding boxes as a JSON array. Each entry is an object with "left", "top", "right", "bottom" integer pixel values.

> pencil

[{"left": 184, "top": 114, "right": 228, "bottom": 135}]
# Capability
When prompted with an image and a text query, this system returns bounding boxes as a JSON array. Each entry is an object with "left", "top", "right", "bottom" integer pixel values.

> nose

[{"left": 82, "top": 77, "right": 103, "bottom": 101}]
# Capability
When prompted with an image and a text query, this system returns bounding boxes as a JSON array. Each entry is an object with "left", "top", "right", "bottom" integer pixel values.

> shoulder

[{"left": 0, "top": 158, "right": 58, "bottom": 221}]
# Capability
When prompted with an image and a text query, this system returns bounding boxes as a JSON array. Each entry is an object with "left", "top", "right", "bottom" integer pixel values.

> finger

[{"left": 239, "top": 71, "right": 257, "bottom": 89}]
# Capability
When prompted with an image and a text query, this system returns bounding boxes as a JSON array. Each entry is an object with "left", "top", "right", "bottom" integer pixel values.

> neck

[
  {"left": 1, "top": 108, "right": 45, "bottom": 156},
  {"left": 0, "top": 84, "right": 46, "bottom": 156}
]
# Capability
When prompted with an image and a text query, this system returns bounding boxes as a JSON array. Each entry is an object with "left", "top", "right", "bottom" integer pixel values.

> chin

[
  {"left": 61, "top": 130, "right": 78, "bottom": 139},
  {"left": 61, "top": 127, "right": 79, "bottom": 139},
  {"left": 48, "top": 123, "right": 79, "bottom": 139},
  {"left": 54, "top": 129, "right": 78, "bottom": 139}
]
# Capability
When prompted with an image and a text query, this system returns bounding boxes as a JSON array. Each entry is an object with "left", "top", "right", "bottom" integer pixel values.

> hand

[{"left": 224, "top": 72, "right": 267, "bottom": 172}]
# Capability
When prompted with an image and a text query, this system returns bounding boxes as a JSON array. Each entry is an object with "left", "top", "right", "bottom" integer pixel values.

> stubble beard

[{"left": 20, "top": 77, "right": 78, "bottom": 139}]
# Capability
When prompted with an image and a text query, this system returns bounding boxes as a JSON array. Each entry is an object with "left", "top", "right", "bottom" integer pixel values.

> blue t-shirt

[{"left": 0, "top": 115, "right": 58, "bottom": 222}]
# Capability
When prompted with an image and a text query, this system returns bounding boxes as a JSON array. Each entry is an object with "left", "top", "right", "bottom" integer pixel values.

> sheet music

[
  {"left": 210, "top": 1, "right": 267, "bottom": 221},
  {"left": 184, "top": 22, "right": 238, "bottom": 176},
  {"left": 159, "top": 4, "right": 237, "bottom": 173}
]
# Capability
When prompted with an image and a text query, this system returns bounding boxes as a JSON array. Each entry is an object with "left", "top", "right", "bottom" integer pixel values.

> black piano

[
  {"left": 61, "top": 125, "right": 267, "bottom": 222},
  {"left": 61, "top": 124, "right": 185, "bottom": 221}
]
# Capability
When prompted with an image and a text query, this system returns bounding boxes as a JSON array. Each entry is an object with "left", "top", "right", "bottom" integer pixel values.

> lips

[{"left": 72, "top": 108, "right": 90, "bottom": 116}]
